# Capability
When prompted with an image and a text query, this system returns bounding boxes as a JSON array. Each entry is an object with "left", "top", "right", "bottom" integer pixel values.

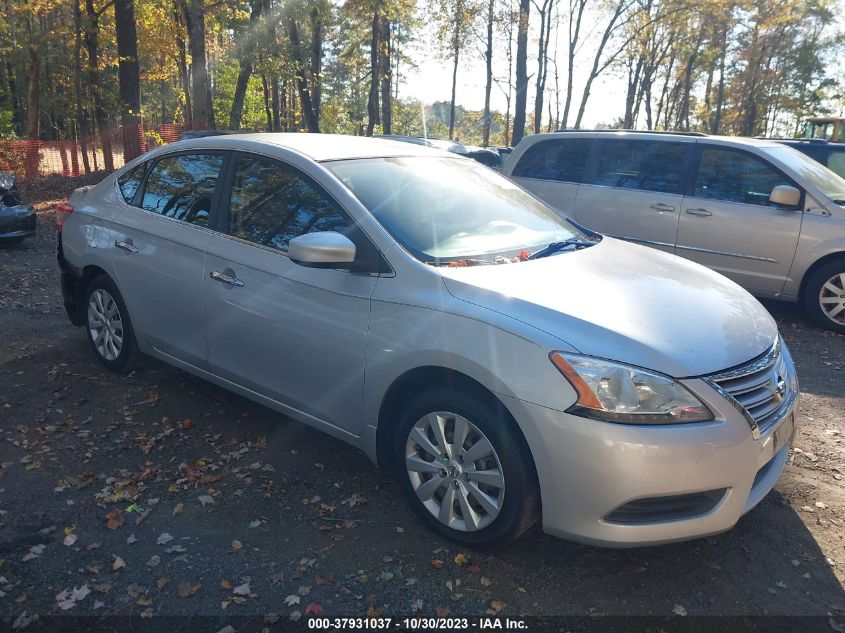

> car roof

[
  {"left": 522, "top": 130, "right": 785, "bottom": 148},
  {"left": 163, "top": 133, "right": 454, "bottom": 161}
]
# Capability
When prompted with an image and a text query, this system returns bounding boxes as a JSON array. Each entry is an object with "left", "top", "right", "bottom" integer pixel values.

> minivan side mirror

[
  {"left": 769, "top": 185, "right": 801, "bottom": 208},
  {"left": 288, "top": 231, "right": 357, "bottom": 268}
]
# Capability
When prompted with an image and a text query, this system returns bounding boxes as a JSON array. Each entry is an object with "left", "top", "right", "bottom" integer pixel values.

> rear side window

[
  {"left": 595, "top": 140, "right": 686, "bottom": 193},
  {"left": 140, "top": 153, "right": 223, "bottom": 227},
  {"left": 511, "top": 139, "right": 591, "bottom": 183},
  {"left": 695, "top": 147, "right": 792, "bottom": 207},
  {"left": 226, "top": 155, "right": 354, "bottom": 253},
  {"left": 828, "top": 150, "right": 845, "bottom": 178},
  {"left": 117, "top": 163, "right": 147, "bottom": 205}
]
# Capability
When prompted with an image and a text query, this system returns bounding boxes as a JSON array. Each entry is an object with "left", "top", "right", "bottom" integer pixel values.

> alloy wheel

[
  {"left": 88, "top": 289, "right": 124, "bottom": 362},
  {"left": 819, "top": 272, "right": 845, "bottom": 326},
  {"left": 404, "top": 411, "right": 505, "bottom": 531}
]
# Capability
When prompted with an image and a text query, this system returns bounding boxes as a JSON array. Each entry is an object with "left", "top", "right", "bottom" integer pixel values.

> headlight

[
  {"left": 0, "top": 172, "right": 14, "bottom": 190},
  {"left": 550, "top": 352, "right": 713, "bottom": 424}
]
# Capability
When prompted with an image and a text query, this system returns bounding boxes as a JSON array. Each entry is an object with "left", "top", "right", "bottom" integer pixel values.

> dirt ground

[{"left": 0, "top": 175, "right": 844, "bottom": 631}]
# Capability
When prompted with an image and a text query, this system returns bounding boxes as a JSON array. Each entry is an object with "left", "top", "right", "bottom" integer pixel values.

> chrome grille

[{"left": 704, "top": 340, "right": 797, "bottom": 438}]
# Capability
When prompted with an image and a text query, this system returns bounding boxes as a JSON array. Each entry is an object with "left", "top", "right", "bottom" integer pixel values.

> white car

[{"left": 57, "top": 134, "right": 798, "bottom": 546}]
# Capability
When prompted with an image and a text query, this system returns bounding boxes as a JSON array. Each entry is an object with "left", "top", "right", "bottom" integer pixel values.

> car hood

[{"left": 438, "top": 238, "right": 777, "bottom": 377}]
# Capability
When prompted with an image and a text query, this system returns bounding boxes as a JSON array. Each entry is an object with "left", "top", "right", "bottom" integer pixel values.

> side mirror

[
  {"left": 769, "top": 185, "right": 801, "bottom": 208},
  {"left": 288, "top": 231, "right": 356, "bottom": 268}
]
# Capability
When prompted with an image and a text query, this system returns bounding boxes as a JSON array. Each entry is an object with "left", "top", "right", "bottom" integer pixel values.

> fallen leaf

[
  {"left": 172, "top": 503, "right": 184, "bottom": 516},
  {"left": 106, "top": 509, "right": 124, "bottom": 530},
  {"left": 156, "top": 533, "right": 174, "bottom": 545},
  {"left": 220, "top": 580, "right": 232, "bottom": 590},
  {"left": 480, "top": 576, "right": 492, "bottom": 587},
  {"left": 126, "top": 534, "right": 138, "bottom": 544},
  {"left": 231, "top": 540, "right": 242, "bottom": 551},
  {"left": 112, "top": 557, "right": 126, "bottom": 571},
  {"left": 181, "top": 419, "right": 194, "bottom": 430},
  {"left": 672, "top": 604, "right": 688, "bottom": 617},
  {"left": 198, "top": 495, "right": 214, "bottom": 507},
  {"left": 146, "top": 555, "right": 160, "bottom": 568},
  {"left": 305, "top": 603, "right": 324, "bottom": 615},
  {"left": 233, "top": 582, "right": 251, "bottom": 596},
  {"left": 63, "top": 534, "right": 78, "bottom": 547},
  {"left": 289, "top": 610, "right": 302, "bottom": 622},
  {"left": 454, "top": 553, "right": 469, "bottom": 566},
  {"left": 490, "top": 600, "right": 505, "bottom": 613},
  {"left": 177, "top": 581, "right": 201, "bottom": 598},
  {"left": 431, "top": 559, "right": 444, "bottom": 569},
  {"left": 284, "top": 594, "right": 301, "bottom": 606}
]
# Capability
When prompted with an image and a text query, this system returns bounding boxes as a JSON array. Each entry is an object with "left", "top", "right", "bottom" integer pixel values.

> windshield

[
  {"left": 325, "top": 156, "right": 589, "bottom": 263},
  {"left": 761, "top": 145, "right": 845, "bottom": 203}
]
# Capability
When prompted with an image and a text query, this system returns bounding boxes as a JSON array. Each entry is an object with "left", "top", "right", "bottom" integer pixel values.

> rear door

[
  {"left": 203, "top": 153, "right": 379, "bottom": 434},
  {"left": 573, "top": 138, "right": 692, "bottom": 254},
  {"left": 675, "top": 144, "right": 803, "bottom": 295},
  {"left": 108, "top": 152, "right": 226, "bottom": 368},
  {"left": 508, "top": 137, "right": 592, "bottom": 215}
]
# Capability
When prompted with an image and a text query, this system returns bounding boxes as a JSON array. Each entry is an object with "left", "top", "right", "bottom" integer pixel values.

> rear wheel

[
  {"left": 803, "top": 259, "right": 845, "bottom": 334},
  {"left": 85, "top": 275, "right": 139, "bottom": 371},
  {"left": 395, "top": 388, "right": 540, "bottom": 546}
]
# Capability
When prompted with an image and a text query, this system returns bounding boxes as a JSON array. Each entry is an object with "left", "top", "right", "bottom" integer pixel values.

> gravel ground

[{"left": 0, "top": 175, "right": 844, "bottom": 631}]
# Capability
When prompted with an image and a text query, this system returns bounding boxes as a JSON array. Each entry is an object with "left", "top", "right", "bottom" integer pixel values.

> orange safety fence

[{"left": 0, "top": 123, "right": 187, "bottom": 181}]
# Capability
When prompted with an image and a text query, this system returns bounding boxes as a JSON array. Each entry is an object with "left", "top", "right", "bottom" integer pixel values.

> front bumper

[
  {"left": 502, "top": 372, "right": 798, "bottom": 547},
  {"left": 0, "top": 205, "right": 36, "bottom": 239}
]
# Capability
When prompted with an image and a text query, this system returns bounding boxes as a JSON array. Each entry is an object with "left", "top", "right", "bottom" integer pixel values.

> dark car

[
  {"left": 374, "top": 135, "right": 502, "bottom": 169},
  {"left": 771, "top": 139, "right": 845, "bottom": 179},
  {"left": 0, "top": 172, "right": 35, "bottom": 244}
]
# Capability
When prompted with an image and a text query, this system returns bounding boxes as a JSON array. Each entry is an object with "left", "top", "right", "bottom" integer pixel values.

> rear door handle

[
  {"left": 114, "top": 240, "right": 139, "bottom": 253},
  {"left": 650, "top": 203, "right": 676, "bottom": 212},
  {"left": 209, "top": 270, "right": 245, "bottom": 287},
  {"left": 685, "top": 208, "right": 713, "bottom": 216}
]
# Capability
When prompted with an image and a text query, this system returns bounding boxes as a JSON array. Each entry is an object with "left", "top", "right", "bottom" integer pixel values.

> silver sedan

[{"left": 57, "top": 134, "right": 799, "bottom": 546}]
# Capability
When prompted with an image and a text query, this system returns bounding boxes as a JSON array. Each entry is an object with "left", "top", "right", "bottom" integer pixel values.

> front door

[
  {"left": 204, "top": 153, "right": 378, "bottom": 434},
  {"left": 675, "top": 145, "right": 803, "bottom": 295}
]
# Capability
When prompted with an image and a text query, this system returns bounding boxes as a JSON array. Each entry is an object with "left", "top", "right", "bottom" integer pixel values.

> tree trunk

[
  {"left": 562, "top": 0, "right": 586, "bottom": 129},
  {"left": 73, "top": 0, "right": 91, "bottom": 173},
  {"left": 482, "top": 0, "right": 494, "bottom": 146},
  {"left": 261, "top": 73, "right": 272, "bottom": 131},
  {"left": 310, "top": 7, "right": 323, "bottom": 124},
  {"left": 26, "top": 46, "right": 40, "bottom": 138},
  {"left": 711, "top": 30, "right": 727, "bottom": 134},
  {"left": 366, "top": 9, "right": 380, "bottom": 136},
  {"left": 183, "top": 0, "right": 212, "bottom": 129},
  {"left": 271, "top": 76, "right": 281, "bottom": 131},
  {"left": 228, "top": 0, "right": 262, "bottom": 130},
  {"left": 83, "top": 0, "right": 114, "bottom": 171},
  {"left": 511, "top": 0, "right": 530, "bottom": 145},
  {"left": 379, "top": 14, "right": 392, "bottom": 134},
  {"left": 175, "top": 19, "right": 192, "bottom": 127},
  {"left": 115, "top": 0, "right": 143, "bottom": 160},
  {"left": 287, "top": 17, "right": 320, "bottom": 133},
  {"left": 449, "top": 33, "right": 459, "bottom": 139},
  {"left": 533, "top": 0, "right": 552, "bottom": 134}
]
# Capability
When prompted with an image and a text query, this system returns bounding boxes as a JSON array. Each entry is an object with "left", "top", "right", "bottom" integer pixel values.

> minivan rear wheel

[
  {"left": 85, "top": 275, "right": 140, "bottom": 371},
  {"left": 803, "top": 259, "right": 845, "bottom": 334},
  {"left": 395, "top": 388, "right": 540, "bottom": 546}
]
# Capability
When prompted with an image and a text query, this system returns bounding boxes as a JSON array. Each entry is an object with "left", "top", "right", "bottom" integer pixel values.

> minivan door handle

[
  {"left": 209, "top": 270, "right": 245, "bottom": 287},
  {"left": 685, "top": 208, "right": 713, "bottom": 216},
  {"left": 650, "top": 203, "right": 676, "bottom": 212},
  {"left": 114, "top": 239, "right": 139, "bottom": 253}
]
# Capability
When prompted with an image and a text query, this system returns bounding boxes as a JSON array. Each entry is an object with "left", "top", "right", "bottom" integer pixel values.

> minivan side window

[
  {"left": 827, "top": 149, "right": 845, "bottom": 179},
  {"left": 695, "top": 147, "right": 793, "bottom": 207},
  {"left": 594, "top": 140, "right": 686, "bottom": 194},
  {"left": 226, "top": 155, "right": 354, "bottom": 253},
  {"left": 117, "top": 162, "right": 147, "bottom": 205},
  {"left": 140, "top": 153, "right": 223, "bottom": 226},
  {"left": 511, "top": 139, "right": 591, "bottom": 183}
]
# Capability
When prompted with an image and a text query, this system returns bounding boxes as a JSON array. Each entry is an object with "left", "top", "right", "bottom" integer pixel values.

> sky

[{"left": 398, "top": 5, "right": 630, "bottom": 130}]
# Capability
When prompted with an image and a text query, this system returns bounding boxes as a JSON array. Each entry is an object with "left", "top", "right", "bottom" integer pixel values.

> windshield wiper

[{"left": 527, "top": 238, "right": 596, "bottom": 260}]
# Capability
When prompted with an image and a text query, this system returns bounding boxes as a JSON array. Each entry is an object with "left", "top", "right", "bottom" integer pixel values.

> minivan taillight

[{"left": 56, "top": 202, "right": 74, "bottom": 233}]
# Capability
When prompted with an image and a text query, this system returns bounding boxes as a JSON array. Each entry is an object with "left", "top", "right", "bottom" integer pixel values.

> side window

[
  {"left": 117, "top": 162, "right": 147, "bottom": 205},
  {"left": 695, "top": 147, "right": 793, "bottom": 207},
  {"left": 827, "top": 150, "right": 845, "bottom": 179},
  {"left": 511, "top": 139, "right": 591, "bottom": 183},
  {"left": 140, "top": 153, "right": 223, "bottom": 226},
  {"left": 227, "top": 155, "right": 354, "bottom": 252},
  {"left": 594, "top": 140, "right": 686, "bottom": 194}
]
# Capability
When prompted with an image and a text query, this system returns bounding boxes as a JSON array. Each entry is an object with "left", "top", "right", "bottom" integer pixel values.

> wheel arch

[
  {"left": 798, "top": 251, "right": 845, "bottom": 300},
  {"left": 375, "top": 365, "right": 534, "bottom": 475}
]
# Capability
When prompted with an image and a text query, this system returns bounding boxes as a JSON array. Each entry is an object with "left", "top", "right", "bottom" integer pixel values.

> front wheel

[
  {"left": 395, "top": 388, "right": 540, "bottom": 546},
  {"left": 803, "top": 259, "right": 845, "bottom": 334},
  {"left": 85, "top": 275, "right": 140, "bottom": 371}
]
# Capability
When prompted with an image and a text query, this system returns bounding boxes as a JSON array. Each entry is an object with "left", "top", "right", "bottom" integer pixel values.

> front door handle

[
  {"left": 686, "top": 208, "right": 713, "bottom": 216},
  {"left": 650, "top": 203, "right": 676, "bottom": 212},
  {"left": 114, "top": 240, "right": 139, "bottom": 253},
  {"left": 209, "top": 270, "right": 245, "bottom": 287}
]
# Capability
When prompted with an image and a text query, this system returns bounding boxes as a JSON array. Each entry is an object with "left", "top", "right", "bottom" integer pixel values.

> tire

[
  {"left": 395, "top": 388, "right": 540, "bottom": 546},
  {"left": 84, "top": 274, "right": 140, "bottom": 371},
  {"left": 802, "top": 258, "right": 845, "bottom": 335}
]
